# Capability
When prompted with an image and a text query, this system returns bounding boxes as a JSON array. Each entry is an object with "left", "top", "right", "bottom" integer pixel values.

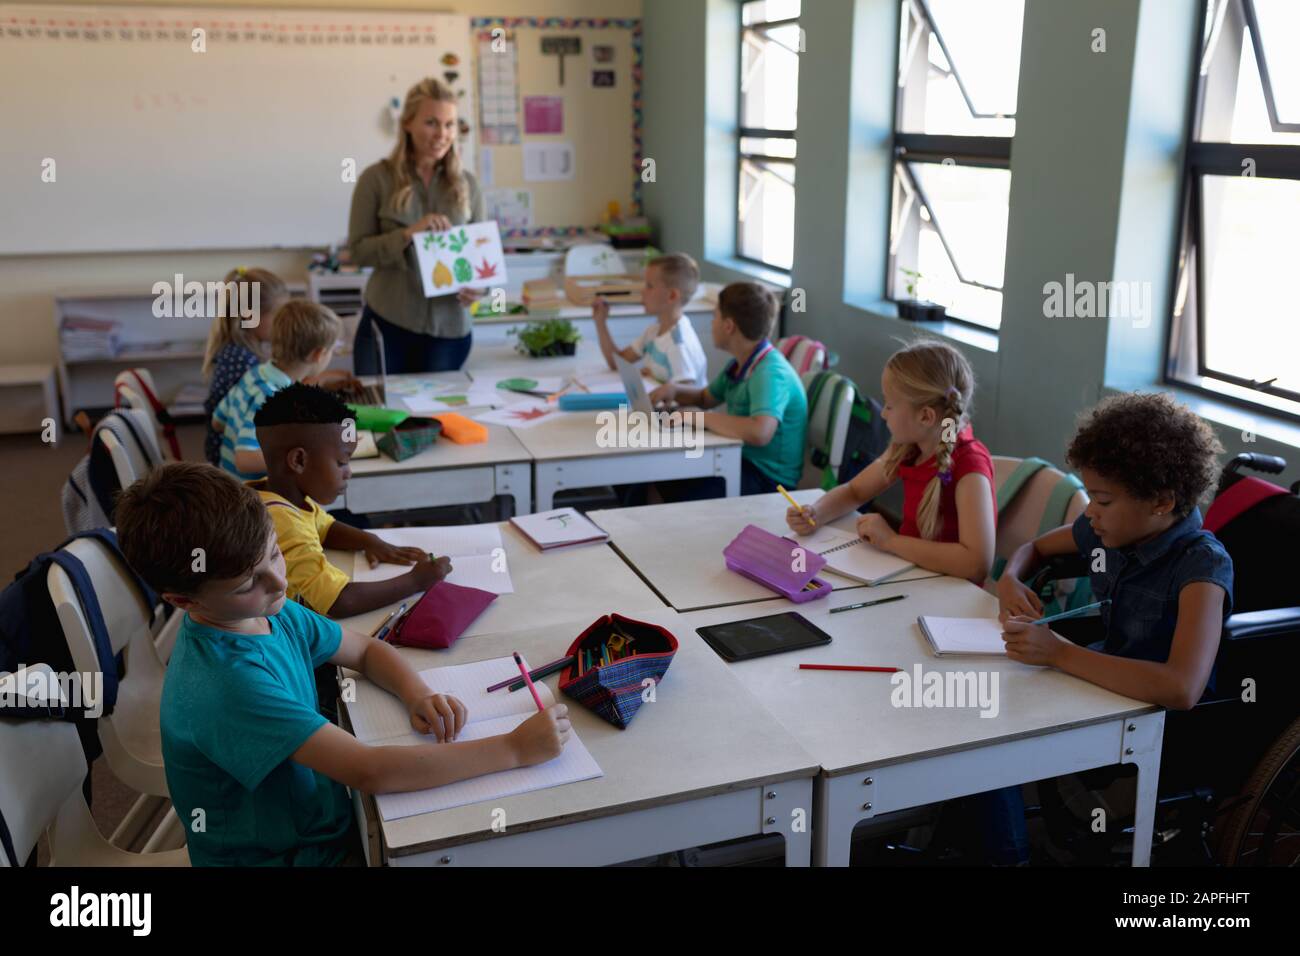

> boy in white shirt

[{"left": 593, "top": 253, "right": 708, "bottom": 389}]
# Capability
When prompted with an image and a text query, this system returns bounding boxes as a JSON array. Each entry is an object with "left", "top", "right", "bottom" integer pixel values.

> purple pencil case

[{"left": 723, "top": 524, "right": 832, "bottom": 603}]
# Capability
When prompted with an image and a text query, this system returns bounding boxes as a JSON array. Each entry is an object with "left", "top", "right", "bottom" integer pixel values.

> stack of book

[
  {"left": 522, "top": 278, "right": 564, "bottom": 315},
  {"left": 60, "top": 316, "right": 121, "bottom": 361}
]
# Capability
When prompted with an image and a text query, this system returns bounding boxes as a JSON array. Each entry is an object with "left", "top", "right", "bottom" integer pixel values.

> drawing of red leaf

[{"left": 475, "top": 258, "right": 499, "bottom": 279}]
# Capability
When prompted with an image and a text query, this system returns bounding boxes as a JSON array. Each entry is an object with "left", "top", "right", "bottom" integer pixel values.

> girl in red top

[{"left": 787, "top": 340, "right": 996, "bottom": 583}]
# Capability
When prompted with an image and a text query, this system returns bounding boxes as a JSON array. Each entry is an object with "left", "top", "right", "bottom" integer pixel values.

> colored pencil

[
  {"left": 799, "top": 664, "right": 900, "bottom": 673},
  {"left": 513, "top": 652, "right": 545, "bottom": 712}
]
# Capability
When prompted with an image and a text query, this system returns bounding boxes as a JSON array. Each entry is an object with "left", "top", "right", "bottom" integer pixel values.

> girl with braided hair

[{"left": 786, "top": 339, "right": 996, "bottom": 584}]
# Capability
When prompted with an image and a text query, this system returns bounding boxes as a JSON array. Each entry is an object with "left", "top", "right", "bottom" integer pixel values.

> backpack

[
  {"left": 990, "top": 457, "right": 1094, "bottom": 616},
  {"left": 61, "top": 409, "right": 160, "bottom": 534},
  {"left": 0, "top": 529, "right": 155, "bottom": 720},
  {"left": 805, "top": 372, "right": 890, "bottom": 490}
]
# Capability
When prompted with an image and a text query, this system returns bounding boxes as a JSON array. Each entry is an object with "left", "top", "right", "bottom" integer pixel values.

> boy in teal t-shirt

[
  {"left": 651, "top": 282, "right": 808, "bottom": 496},
  {"left": 114, "top": 462, "right": 572, "bottom": 866}
]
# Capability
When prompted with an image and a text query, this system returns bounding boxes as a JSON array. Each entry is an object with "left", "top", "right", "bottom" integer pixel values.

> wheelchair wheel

[{"left": 1215, "top": 715, "right": 1300, "bottom": 866}]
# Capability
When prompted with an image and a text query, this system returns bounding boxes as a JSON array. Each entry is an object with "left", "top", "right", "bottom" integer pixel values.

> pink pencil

[
  {"left": 799, "top": 664, "right": 900, "bottom": 674},
  {"left": 513, "top": 652, "right": 545, "bottom": 712}
]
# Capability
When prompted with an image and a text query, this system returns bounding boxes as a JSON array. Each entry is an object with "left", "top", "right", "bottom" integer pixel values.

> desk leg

[
  {"left": 494, "top": 462, "right": 531, "bottom": 516},
  {"left": 717, "top": 446, "right": 741, "bottom": 498},
  {"left": 814, "top": 773, "right": 868, "bottom": 866},
  {"left": 1121, "top": 711, "right": 1165, "bottom": 867},
  {"left": 760, "top": 778, "right": 814, "bottom": 867},
  {"left": 534, "top": 464, "right": 559, "bottom": 513}
]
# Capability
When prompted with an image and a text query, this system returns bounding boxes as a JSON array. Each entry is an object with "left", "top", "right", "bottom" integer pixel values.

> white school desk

[
  {"left": 343, "top": 423, "right": 533, "bottom": 517},
  {"left": 589, "top": 491, "right": 942, "bottom": 611},
  {"left": 331, "top": 520, "right": 666, "bottom": 641},
  {"left": 511, "top": 411, "right": 745, "bottom": 512},
  {"left": 674, "top": 577, "right": 1165, "bottom": 866},
  {"left": 342, "top": 612, "right": 819, "bottom": 866}
]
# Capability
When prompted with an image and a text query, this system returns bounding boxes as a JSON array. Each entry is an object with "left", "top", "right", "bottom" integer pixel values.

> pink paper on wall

[{"left": 523, "top": 95, "right": 564, "bottom": 134}]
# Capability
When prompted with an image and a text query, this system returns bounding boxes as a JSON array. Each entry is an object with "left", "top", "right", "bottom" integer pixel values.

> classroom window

[
  {"left": 887, "top": 0, "right": 1024, "bottom": 331},
  {"left": 1167, "top": 0, "right": 1300, "bottom": 420},
  {"left": 737, "top": 0, "right": 800, "bottom": 272}
]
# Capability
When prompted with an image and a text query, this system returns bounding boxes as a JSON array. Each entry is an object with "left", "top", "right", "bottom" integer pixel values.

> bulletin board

[{"left": 471, "top": 17, "right": 642, "bottom": 238}]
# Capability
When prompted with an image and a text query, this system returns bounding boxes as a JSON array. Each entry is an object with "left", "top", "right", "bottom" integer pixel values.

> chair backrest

[
  {"left": 564, "top": 243, "right": 625, "bottom": 277},
  {"left": 47, "top": 537, "right": 155, "bottom": 671},
  {"left": 0, "top": 714, "right": 86, "bottom": 866},
  {"left": 96, "top": 407, "right": 160, "bottom": 490},
  {"left": 798, "top": 370, "right": 855, "bottom": 490},
  {"left": 990, "top": 455, "right": 1089, "bottom": 578},
  {"left": 114, "top": 369, "right": 180, "bottom": 460},
  {"left": 777, "top": 335, "right": 829, "bottom": 376}
]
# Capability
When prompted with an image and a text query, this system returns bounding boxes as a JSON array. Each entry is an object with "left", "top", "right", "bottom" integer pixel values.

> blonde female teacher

[{"left": 348, "top": 77, "right": 486, "bottom": 373}]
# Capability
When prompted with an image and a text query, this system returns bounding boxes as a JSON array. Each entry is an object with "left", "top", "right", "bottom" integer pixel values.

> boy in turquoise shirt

[
  {"left": 652, "top": 282, "right": 807, "bottom": 496},
  {"left": 115, "top": 462, "right": 571, "bottom": 867}
]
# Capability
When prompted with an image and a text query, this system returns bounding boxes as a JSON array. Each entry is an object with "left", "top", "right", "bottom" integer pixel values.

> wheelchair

[{"left": 1026, "top": 453, "right": 1300, "bottom": 866}]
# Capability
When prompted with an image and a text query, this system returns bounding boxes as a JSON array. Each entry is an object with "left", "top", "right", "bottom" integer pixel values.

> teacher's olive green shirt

[{"left": 347, "top": 160, "right": 484, "bottom": 338}]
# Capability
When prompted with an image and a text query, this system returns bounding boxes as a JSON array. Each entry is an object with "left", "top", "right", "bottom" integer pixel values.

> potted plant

[
  {"left": 508, "top": 318, "right": 582, "bottom": 357},
  {"left": 896, "top": 269, "right": 947, "bottom": 322}
]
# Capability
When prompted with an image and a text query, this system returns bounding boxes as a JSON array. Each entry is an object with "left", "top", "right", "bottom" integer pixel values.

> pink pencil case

[{"left": 723, "top": 524, "right": 831, "bottom": 603}]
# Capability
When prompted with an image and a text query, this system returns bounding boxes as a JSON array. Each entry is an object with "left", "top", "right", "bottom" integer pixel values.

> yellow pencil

[{"left": 776, "top": 484, "right": 815, "bottom": 527}]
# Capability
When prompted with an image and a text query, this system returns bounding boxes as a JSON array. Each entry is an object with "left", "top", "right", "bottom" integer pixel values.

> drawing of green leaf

[{"left": 453, "top": 257, "right": 473, "bottom": 283}]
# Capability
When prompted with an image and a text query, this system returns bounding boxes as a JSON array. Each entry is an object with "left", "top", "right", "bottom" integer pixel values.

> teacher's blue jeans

[{"left": 353, "top": 305, "right": 472, "bottom": 375}]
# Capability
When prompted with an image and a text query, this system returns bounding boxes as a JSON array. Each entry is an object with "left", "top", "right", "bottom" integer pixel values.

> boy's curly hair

[{"left": 1066, "top": 392, "right": 1223, "bottom": 516}]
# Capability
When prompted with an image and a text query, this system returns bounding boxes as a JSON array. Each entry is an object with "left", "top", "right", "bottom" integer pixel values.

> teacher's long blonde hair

[{"left": 385, "top": 77, "right": 469, "bottom": 220}]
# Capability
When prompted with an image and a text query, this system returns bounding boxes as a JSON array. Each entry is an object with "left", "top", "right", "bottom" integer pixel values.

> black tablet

[{"left": 696, "top": 611, "right": 832, "bottom": 663}]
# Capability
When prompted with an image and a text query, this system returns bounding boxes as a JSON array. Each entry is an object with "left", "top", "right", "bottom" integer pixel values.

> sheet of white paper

[
  {"left": 346, "top": 657, "right": 553, "bottom": 746},
  {"left": 473, "top": 402, "right": 563, "bottom": 429},
  {"left": 522, "top": 142, "right": 576, "bottom": 181},
  {"left": 352, "top": 526, "right": 515, "bottom": 593},
  {"left": 375, "top": 711, "right": 603, "bottom": 820},
  {"left": 346, "top": 657, "right": 601, "bottom": 821},
  {"left": 919, "top": 616, "right": 1008, "bottom": 656},
  {"left": 413, "top": 220, "right": 508, "bottom": 298},
  {"left": 400, "top": 384, "right": 505, "bottom": 415}
]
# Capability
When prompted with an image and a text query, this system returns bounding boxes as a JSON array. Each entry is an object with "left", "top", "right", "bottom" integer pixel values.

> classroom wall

[
  {"left": 0, "top": 0, "right": 641, "bottom": 367},
  {"left": 641, "top": 0, "right": 1300, "bottom": 490}
]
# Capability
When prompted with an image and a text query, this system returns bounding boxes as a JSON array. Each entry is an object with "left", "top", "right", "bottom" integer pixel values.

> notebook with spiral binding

[{"left": 788, "top": 525, "right": 915, "bottom": 586}]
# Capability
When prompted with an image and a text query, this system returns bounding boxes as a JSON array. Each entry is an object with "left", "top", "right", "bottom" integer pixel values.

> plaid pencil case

[{"left": 558, "top": 614, "right": 678, "bottom": 730}]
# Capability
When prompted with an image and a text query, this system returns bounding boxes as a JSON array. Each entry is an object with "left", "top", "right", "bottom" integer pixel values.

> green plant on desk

[{"left": 508, "top": 318, "right": 582, "bottom": 357}]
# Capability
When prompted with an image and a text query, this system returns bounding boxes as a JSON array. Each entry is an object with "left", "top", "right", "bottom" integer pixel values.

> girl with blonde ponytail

[
  {"left": 786, "top": 339, "right": 996, "bottom": 583},
  {"left": 347, "top": 76, "right": 485, "bottom": 373}
]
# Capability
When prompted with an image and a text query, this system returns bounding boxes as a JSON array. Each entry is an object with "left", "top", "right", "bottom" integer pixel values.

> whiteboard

[{"left": 0, "top": 5, "right": 476, "bottom": 255}]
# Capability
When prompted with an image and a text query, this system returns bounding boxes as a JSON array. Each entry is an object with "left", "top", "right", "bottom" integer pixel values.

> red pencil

[{"left": 799, "top": 664, "right": 900, "bottom": 673}]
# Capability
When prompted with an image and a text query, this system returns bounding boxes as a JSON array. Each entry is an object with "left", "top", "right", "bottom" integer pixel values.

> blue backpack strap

[
  {"left": 46, "top": 550, "right": 119, "bottom": 716},
  {"left": 54, "top": 529, "right": 157, "bottom": 613}
]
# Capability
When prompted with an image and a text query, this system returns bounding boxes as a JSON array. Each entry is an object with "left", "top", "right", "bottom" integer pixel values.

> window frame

[
  {"left": 886, "top": 0, "right": 1018, "bottom": 332},
  {"left": 735, "top": 2, "right": 800, "bottom": 273},
  {"left": 1165, "top": 0, "right": 1300, "bottom": 421}
]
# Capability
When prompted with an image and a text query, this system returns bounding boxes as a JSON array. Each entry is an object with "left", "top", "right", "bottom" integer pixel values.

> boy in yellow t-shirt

[{"left": 251, "top": 383, "right": 450, "bottom": 617}]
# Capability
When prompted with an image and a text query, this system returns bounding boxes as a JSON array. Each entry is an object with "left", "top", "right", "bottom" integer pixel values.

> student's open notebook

[
  {"left": 789, "top": 526, "right": 915, "bottom": 586},
  {"left": 917, "top": 616, "right": 1007, "bottom": 657},
  {"left": 346, "top": 656, "right": 603, "bottom": 821}
]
